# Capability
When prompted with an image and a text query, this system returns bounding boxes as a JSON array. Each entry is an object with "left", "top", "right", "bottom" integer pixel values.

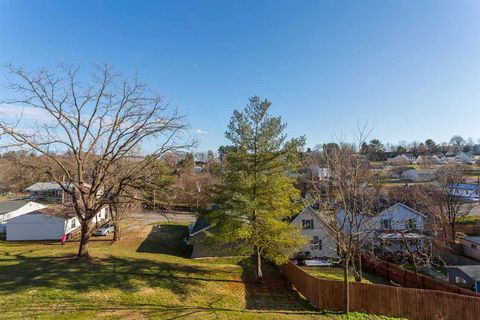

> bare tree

[
  {"left": 432, "top": 164, "right": 474, "bottom": 245},
  {"left": 0, "top": 64, "right": 193, "bottom": 258},
  {"left": 310, "top": 127, "right": 383, "bottom": 313}
]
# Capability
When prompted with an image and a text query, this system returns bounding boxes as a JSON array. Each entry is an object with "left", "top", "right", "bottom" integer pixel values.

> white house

[
  {"left": 373, "top": 203, "right": 426, "bottom": 253},
  {"left": 455, "top": 152, "right": 475, "bottom": 165},
  {"left": 401, "top": 169, "right": 435, "bottom": 182},
  {"left": 415, "top": 155, "right": 445, "bottom": 165},
  {"left": 6, "top": 205, "right": 108, "bottom": 241},
  {"left": 0, "top": 201, "right": 46, "bottom": 234},
  {"left": 387, "top": 154, "right": 411, "bottom": 165},
  {"left": 291, "top": 206, "right": 337, "bottom": 259},
  {"left": 447, "top": 183, "right": 480, "bottom": 202}
]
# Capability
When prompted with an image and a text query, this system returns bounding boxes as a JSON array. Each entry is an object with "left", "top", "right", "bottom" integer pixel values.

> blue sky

[{"left": 1, "top": 0, "right": 479, "bottom": 151}]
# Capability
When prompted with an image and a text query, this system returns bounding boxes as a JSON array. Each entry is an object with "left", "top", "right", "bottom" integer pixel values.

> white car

[{"left": 95, "top": 223, "right": 114, "bottom": 236}]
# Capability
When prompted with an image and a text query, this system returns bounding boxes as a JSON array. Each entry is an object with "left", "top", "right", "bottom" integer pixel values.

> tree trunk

[
  {"left": 450, "top": 222, "right": 456, "bottom": 245},
  {"left": 77, "top": 223, "right": 91, "bottom": 258},
  {"left": 113, "top": 221, "right": 121, "bottom": 242},
  {"left": 343, "top": 256, "right": 350, "bottom": 313},
  {"left": 254, "top": 247, "right": 263, "bottom": 282},
  {"left": 354, "top": 250, "right": 362, "bottom": 282}
]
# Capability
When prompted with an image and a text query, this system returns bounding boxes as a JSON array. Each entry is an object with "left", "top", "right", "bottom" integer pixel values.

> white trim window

[
  {"left": 405, "top": 218, "right": 417, "bottom": 230},
  {"left": 382, "top": 219, "right": 392, "bottom": 230},
  {"left": 456, "top": 276, "right": 466, "bottom": 284},
  {"left": 310, "top": 236, "right": 321, "bottom": 250},
  {"left": 302, "top": 219, "right": 314, "bottom": 230}
]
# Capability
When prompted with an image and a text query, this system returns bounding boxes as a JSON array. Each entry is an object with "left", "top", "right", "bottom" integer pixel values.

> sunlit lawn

[
  {"left": 0, "top": 222, "right": 399, "bottom": 319},
  {"left": 300, "top": 266, "right": 391, "bottom": 285}
]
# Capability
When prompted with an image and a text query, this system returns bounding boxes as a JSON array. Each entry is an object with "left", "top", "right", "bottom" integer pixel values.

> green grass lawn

[
  {"left": 0, "top": 222, "right": 399, "bottom": 319},
  {"left": 300, "top": 266, "right": 391, "bottom": 285}
]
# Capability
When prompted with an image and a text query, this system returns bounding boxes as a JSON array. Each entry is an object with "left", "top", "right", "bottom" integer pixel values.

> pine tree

[{"left": 207, "top": 96, "right": 306, "bottom": 282}]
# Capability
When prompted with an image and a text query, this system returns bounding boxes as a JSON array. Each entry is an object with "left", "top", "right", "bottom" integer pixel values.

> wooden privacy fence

[
  {"left": 282, "top": 262, "right": 480, "bottom": 320},
  {"left": 362, "top": 256, "right": 480, "bottom": 298}
]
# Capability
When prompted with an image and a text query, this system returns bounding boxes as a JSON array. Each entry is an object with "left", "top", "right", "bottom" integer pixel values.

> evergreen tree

[{"left": 207, "top": 96, "right": 306, "bottom": 281}]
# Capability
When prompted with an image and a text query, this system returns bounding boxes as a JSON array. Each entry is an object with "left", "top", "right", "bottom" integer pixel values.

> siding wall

[{"left": 7, "top": 214, "right": 66, "bottom": 241}]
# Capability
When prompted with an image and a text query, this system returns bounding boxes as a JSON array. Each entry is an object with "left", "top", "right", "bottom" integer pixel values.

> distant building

[
  {"left": 447, "top": 183, "right": 480, "bottom": 202},
  {"left": 446, "top": 265, "right": 480, "bottom": 292},
  {"left": 461, "top": 236, "right": 480, "bottom": 261},
  {"left": 0, "top": 201, "right": 45, "bottom": 235},
  {"left": 25, "top": 182, "right": 65, "bottom": 202},
  {"left": 455, "top": 152, "right": 475, "bottom": 165},
  {"left": 188, "top": 214, "right": 242, "bottom": 259},
  {"left": 6, "top": 205, "right": 108, "bottom": 241},
  {"left": 387, "top": 154, "right": 415, "bottom": 165},
  {"left": 401, "top": 169, "right": 434, "bottom": 182}
]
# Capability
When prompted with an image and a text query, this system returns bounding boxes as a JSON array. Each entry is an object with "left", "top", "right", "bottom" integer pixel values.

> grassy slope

[
  {"left": 300, "top": 267, "right": 391, "bottom": 286},
  {"left": 0, "top": 222, "right": 399, "bottom": 319}
]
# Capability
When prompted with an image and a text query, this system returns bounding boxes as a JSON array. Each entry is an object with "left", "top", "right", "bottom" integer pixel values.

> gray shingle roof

[
  {"left": 25, "top": 182, "right": 63, "bottom": 192},
  {"left": 454, "top": 265, "right": 480, "bottom": 282},
  {"left": 190, "top": 217, "right": 210, "bottom": 235}
]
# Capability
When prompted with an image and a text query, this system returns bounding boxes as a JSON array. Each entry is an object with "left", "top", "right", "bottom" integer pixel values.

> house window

[
  {"left": 472, "top": 243, "right": 478, "bottom": 250},
  {"left": 382, "top": 219, "right": 392, "bottom": 230},
  {"left": 406, "top": 219, "right": 417, "bottom": 230},
  {"left": 302, "top": 219, "right": 314, "bottom": 230},
  {"left": 456, "top": 276, "right": 466, "bottom": 284},
  {"left": 310, "top": 236, "right": 320, "bottom": 250},
  {"left": 70, "top": 219, "right": 76, "bottom": 228}
]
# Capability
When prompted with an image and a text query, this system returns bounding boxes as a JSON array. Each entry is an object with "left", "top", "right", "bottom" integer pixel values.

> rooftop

[
  {"left": 449, "top": 183, "right": 479, "bottom": 191},
  {"left": 189, "top": 216, "right": 210, "bottom": 235},
  {"left": 25, "top": 182, "right": 63, "bottom": 192},
  {"left": 29, "top": 206, "right": 78, "bottom": 219},
  {"left": 448, "top": 265, "right": 480, "bottom": 281},
  {"left": 462, "top": 236, "right": 480, "bottom": 245}
]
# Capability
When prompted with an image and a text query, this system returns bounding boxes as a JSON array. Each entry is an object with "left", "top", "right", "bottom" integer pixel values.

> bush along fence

[
  {"left": 362, "top": 256, "right": 479, "bottom": 298},
  {"left": 282, "top": 262, "right": 480, "bottom": 320}
]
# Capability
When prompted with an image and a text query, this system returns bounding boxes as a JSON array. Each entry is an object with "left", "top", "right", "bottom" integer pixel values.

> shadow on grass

[
  {"left": 136, "top": 223, "right": 192, "bottom": 257},
  {"left": 0, "top": 253, "right": 216, "bottom": 298},
  {"left": 239, "top": 258, "right": 315, "bottom": 312}
]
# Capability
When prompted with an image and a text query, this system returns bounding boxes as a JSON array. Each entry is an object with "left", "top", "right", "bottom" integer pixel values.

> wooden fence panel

[
  {"left": 362, "top": 257, "right": 480, "bottom": 298},
  {"left": 282, "top": 262, "right": 480, "bottom": 320}
]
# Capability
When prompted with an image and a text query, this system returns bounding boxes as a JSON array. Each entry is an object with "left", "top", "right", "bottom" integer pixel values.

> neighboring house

[
  {"left": 446, "top": 265, "right": 480, "bottom": 293},
  {"left": 403, "top": 153, "right": 417, "bottom": 164},
  {"left": 415, "top": 155, "right": 445, "bottom": 165},
  {"left": 433, "top": 154, "right": 448, "bottom": 164},
  {"left": 447, "top": 183, "right": 480, "bottom": 202},
  {"left": 387, "top": 154, "right": 411, "bottom": 165},
  {"left": 291, "top": 206, "right": 337, "bottom": 259},
  {"left": 372, "top": 203, "right": 427, "bottom": 253},
  {"left": 455, "top": 152, "right": 475, "bottom": 165},
  {"left": 0, "top": 201, "right": 46, "bottom": 234},
  {"left": 187, "top": 215, "right": 241, "bottom": 259},
  {"left": 25, "top": 182, "right": 64, "bottom": 199},
  {"left": 6, "top": 205, "right": 108, "bottom": 241},
  {"left": 401, "top": 169, "right": 434, "bottom": 182},
  {"left": 461, "top": 237, "right": 480, "bottom": 261}
]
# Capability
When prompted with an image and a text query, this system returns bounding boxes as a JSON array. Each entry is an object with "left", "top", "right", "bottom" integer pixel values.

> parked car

[{"left": 95, "top": 223, "right": 114, "bottom": 236}]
